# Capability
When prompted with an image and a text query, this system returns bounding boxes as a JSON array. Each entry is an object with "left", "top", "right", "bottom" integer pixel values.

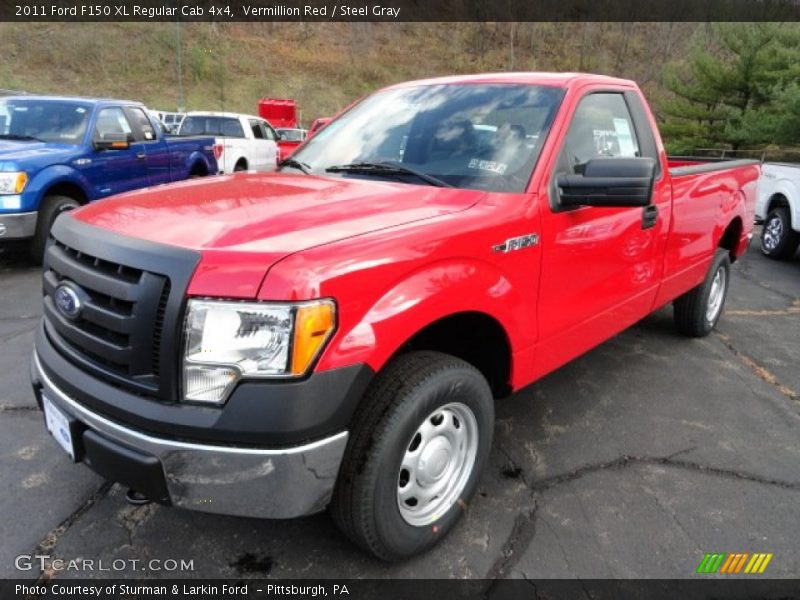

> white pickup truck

[
  {"left": 756, "top": 162, "right": 800, "bottom": 259},
  {"left": 177, "top": 111, "right": 279, "bottom": 173}
]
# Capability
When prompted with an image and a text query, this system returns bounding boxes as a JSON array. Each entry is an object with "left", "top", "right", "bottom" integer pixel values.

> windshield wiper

[
  {"left": 277, "top": 157, "right": 312, "bottom": 175},
  {"left": 325, "top": 161, "right": 452, "bottom": 188},
  {"left": 0, "top": 134, "right": 45, "bottom": 142}
]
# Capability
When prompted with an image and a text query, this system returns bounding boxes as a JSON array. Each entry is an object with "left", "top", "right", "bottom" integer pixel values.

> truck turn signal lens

[
  {"left": 15, "top": 172, "right": 27, "bottom": 194},
  {"left": 291, "top": 302, "right": 335, "bottom": 375}
]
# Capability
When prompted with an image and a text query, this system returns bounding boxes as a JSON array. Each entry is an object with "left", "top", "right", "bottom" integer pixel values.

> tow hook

[{"left": 125, "top": 489, "right": 152, "bottom": 506}]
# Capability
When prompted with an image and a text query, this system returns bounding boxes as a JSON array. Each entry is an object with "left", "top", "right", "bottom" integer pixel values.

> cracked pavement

[{"left": 0, "top": 236, "right": 798, "bottom": 581}]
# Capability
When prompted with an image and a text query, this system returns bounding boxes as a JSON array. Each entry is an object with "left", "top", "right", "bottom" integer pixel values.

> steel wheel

[
  {"left": 762, "top": 214, "right": 783, "bottom": 252},
  {"left": 705, "top": 265, "right": 726, "bottom": 323},
  {"left": 397, "top": 402, "right": 478, "bottom": 526}
]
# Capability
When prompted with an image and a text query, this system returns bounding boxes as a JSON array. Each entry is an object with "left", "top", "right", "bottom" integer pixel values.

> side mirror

[
  {"left": 93, "top": 133, "right": 131, "bottom": 151},
  {"left": 556, "top": 157, "right": 656, "bottom": 208}
]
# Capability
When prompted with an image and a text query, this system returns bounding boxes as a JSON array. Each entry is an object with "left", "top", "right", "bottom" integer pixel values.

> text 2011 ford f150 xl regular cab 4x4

[{"left": 31, "top": 73, "right": 758, "bottom": 560}]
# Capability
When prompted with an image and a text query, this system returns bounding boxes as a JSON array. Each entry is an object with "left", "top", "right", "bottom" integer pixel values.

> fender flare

[
  {"left": 766, "top": 180, "right": 799, "bottom": 230},
  {"left": 26, "top": 166, "right": 91, "bottom": 210}
]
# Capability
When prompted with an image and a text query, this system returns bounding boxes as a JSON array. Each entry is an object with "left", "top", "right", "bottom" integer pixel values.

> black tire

[
  {"left": 330, "top": 351, "right": 494, "bottom": 561},
  {"left": 760, "top": 206, "right": 799, "bottom": 260},
  {"left": 673, "top": 248, "right": 731, "bottom": 337},
  {"left": 233, "top": 160, "right": 248, "bottom": 172},
  {"left": 29, "top": 195, "right": 80, "bottom": 263}
]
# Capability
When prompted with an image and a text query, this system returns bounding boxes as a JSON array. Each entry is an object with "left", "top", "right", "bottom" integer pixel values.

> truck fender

[
  {"left": 767, "top": 179, "right": 799, "bottom": 231},
  {"left": 185, "top": 150, "right": 213, "bottom": 177},
  {"left": 25, "top": 165, "right": 91, "bottom": 211},
  {"left": 321, "top": 258, "right": 526, "bottom": 379}
]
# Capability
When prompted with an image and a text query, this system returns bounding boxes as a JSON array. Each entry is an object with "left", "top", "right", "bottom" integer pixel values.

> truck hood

[
  {"left": 73, "top": 172, "right": 484, "bottom": 297},
  {"left": 0, "top": 141, "right": 76, "bottom": 168}
]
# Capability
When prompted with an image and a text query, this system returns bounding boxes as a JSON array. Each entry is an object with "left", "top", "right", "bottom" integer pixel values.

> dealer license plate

[{"left": 42, "top": 395, "right": 75, "bottom": 460}]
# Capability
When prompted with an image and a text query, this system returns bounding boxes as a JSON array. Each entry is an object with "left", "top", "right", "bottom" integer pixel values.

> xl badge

[{"left": 54, "top": 283, "right": 83, "bottom": 320}]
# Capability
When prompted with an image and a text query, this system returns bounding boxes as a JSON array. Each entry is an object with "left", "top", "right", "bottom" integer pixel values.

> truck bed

[{"left": 668, "top": 157, "right": 760, "bottom": 177}]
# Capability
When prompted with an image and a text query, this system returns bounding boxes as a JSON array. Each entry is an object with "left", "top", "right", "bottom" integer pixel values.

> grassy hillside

[{"left": 0, "top": 22, "right": 699, "bottom": 127}]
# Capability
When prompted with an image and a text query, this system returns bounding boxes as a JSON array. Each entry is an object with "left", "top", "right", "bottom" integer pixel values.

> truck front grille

[{"left": 43, "top": 239, "right": 170, "bottom": 394}]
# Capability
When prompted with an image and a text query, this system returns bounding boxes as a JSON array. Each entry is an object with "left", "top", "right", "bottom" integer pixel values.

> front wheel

[
  {"left": 673, "top": 248, "right": 731, "bottom": 337},
  {"left": 331, "top": 351, "right": 494, "bottom": 561},
  {"left": 29, "top": 195, "right": 80, "bottom": 263},
  {"left": 761, "top": 206, "right": 799, "bottom": 260}
]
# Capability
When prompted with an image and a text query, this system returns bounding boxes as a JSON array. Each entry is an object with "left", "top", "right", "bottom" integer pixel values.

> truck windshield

[
  {"left": 0, "top": 99, "right": 91, "bottom": 145},
  {"left": 179, "top": 116, "right": 245, "bottom": 138},
  {"left": 290, "top": 83, "right": 564, "bottom": 193}
]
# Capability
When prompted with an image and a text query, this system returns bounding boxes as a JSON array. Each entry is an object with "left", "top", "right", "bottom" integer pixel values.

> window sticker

[
  {"left": 612, "top": 118, "right": 637, "bottom": 157},
  {"left": 468, "top": 158, "right": 507, "bottom": 174}
]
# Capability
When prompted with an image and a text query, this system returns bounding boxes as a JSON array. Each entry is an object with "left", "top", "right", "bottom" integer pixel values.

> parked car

[
  {"left": 31, "top": 73, "right": 758, "bottom": 561},
  {"left": 177, "top": 111, "right": 278, "bottom": 173},
  {"left": 307, "top": 117, "right": 331, "bottom": 137},
  {"left": 276, "top": 127, "right": 307, "bottom": 161},
  {"left": 0, "top": 96, "right": 217, "bottom": 260},
  {"left": 755, "top": 162, "right": 800, "bottom": 259},
  {"left": 153, "top": 110, "right": 184, "bottom": 134}
]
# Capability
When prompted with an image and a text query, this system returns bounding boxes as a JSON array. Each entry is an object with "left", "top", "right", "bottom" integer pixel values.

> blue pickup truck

[{"left": 0, "top": 96, "right": 218, "bottom": 260}]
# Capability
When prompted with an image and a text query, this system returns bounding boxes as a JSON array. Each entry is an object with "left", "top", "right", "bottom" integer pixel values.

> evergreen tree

[{"left": 657, "top": 23, "right": 800, "bottom": 154}]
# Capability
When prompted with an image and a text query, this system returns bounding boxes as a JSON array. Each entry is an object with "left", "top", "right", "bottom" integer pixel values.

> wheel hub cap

[
  {"left": 397, "top": 402, "right": 479, "bottom": 526},
  {"left": 763, "top": 216, "right": 783, "bottom": 251},
  {"left": 706, "top": 266, "right": 726, "bottom": 323}
]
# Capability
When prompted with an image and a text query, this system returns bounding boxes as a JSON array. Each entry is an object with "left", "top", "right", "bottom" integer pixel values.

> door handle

[
  {"left": 642, "top": 205, "right": 658, "bottom": 230},
  {"left": 136, "top": 152, "right": 146, "bottom": 160}
]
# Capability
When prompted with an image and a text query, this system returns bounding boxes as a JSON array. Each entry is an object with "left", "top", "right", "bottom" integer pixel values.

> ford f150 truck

[
  {"left": 0, "top": 96, "right": 217, "bottom": 260},
  {"left": 31, "top": 74, "right": 758, "bottom": 561}
]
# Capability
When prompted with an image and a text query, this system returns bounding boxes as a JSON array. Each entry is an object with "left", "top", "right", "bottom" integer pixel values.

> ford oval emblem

[{"left": 54, "top": 284, "right": 82, "bottom": 319}]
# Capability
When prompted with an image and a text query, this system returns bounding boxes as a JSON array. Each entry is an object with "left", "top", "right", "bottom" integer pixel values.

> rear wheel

[
  {"left": 761, "top": 206, "right": 799, "bottom": 260},
  {"left": 29, "top": 195, "right": 80, "bottom": 263},
  {"left": 673, "top": 248, "right": 730, "bottom": 337},
  {"left": 331, "top": 351, "right": 494, "bottom": 561}
]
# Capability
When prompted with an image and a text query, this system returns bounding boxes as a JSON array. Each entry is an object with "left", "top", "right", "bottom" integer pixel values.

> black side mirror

[
  {"left": 93, "top": 133, "right": 131, "bottom": 151},
  {"left": 556, "top": 157, "right": 656, "bottom": 208}
]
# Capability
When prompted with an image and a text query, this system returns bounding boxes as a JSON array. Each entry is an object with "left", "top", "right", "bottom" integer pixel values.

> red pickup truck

[{"left": 31, "top": 73, "right": 758, "bottom": 561}]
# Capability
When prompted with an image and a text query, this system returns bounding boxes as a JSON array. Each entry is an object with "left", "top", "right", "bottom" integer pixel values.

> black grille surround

[{"left": 43, "top": 215, "right": 200, "bottom": 403}]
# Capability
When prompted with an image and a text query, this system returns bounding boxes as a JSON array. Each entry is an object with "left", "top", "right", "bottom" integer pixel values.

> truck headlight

[
  {"left": 0, "top": 172, "right": 27, "bottom": 195},
  {"left": 182, "top": 299, "right": 336, "bottom": 405}
]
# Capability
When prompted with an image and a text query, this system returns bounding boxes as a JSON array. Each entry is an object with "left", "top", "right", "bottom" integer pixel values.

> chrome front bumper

[
  {"left": 32, "top": 351, "right": 348, "bottom": 519},
  {"left": 0, "top": 211, "right": 37, "bottom": 240}
]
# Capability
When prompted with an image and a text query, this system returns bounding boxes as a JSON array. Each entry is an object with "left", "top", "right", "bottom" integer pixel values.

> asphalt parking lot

[{"left": 1, "top": 235, "right": 798, "bottom": 582}]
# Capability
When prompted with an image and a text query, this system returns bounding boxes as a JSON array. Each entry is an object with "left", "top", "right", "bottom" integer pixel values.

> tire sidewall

[
  {"left": 369, "top": 367, "right": 494, "bottom": 559},
  {"left": 700, "top": 251, "right": 731, "bottom": 332}
]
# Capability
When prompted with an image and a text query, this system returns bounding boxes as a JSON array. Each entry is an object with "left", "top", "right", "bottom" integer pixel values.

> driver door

[
  {"left": 535, "top": 90, "right": 671, "bottom": 374},
  {"left": 87, "top": 107, "right": 148, "bottom": 197}
]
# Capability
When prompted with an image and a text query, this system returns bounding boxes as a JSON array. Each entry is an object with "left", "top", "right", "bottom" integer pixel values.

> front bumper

[
  {"left": 32, "top": 350, "right": 349, "bottom": 519},
  {"left": 0, "top": 211, "right": 37, "bottom": 240}
]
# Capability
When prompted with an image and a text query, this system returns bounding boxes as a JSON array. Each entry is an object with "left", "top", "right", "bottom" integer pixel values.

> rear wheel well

[
  {"left": 189, "top": 161, "right": 208, "bottom": 177},
  {"left": 395, "top": 312, "right": 512, "bottom": 398},
  {"left": 234, "top": 158, "right": 248, "bottom": 171},
  {"left": 43, "top": 182, "right": 87, "bottom": 205},
  {"left": 718, "top": 217, "right": 743, "bottom": 262},
  {"left": 767, "top": 193, "right": 791, "bottom": 215}
]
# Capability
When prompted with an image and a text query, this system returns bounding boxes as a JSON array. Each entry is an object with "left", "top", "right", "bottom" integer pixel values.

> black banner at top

[{"left": 3, "top": 0, "right": 800, "bottom": 22}]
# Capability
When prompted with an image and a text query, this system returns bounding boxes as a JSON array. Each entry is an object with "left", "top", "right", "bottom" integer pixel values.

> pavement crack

[
  {"left": 495, "top": 443, "right": 531, "bottom": 487},
  {"left": 531, "top": 454, "right": 800, "bottom": 493},
  {"left": 0, "top": 404, "right": 40, "bottom": 412},
  {"left": 716, "top": 333, "right": 799, "bottom": 402},
  {"left": 33, "top": 481, "right": 113, "bottom": 583},
  {"left": 484, "top": 500, "right": 539, "bottom": 582}
]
